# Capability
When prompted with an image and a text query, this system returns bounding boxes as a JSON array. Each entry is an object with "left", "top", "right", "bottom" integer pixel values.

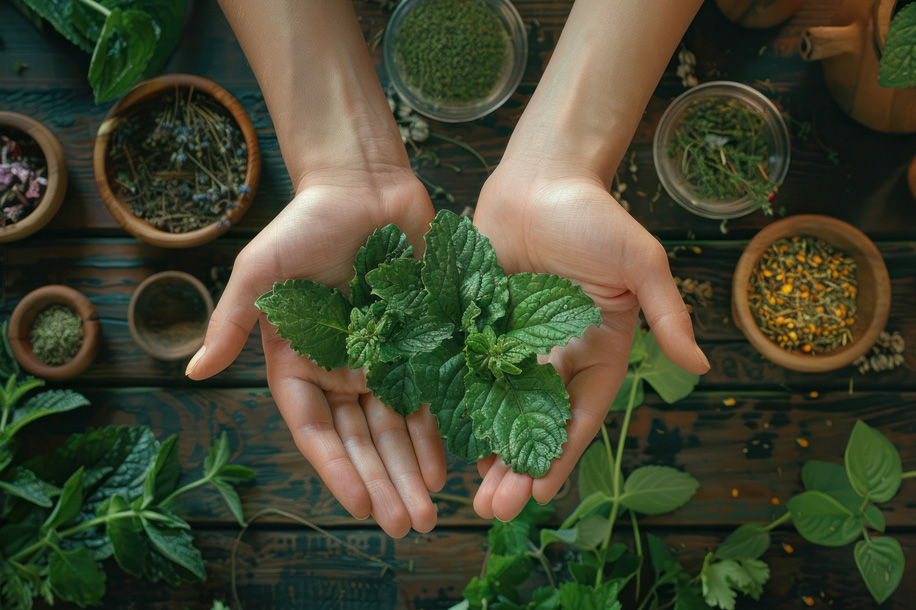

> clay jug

[
  {"left": 715, "top": 0, "right": 807, "bottom": 28},
  {"left": 801, "top": 0, "right": 916, "bottom": 133}
]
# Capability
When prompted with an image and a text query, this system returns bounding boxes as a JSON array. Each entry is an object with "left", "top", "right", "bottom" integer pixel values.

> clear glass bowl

[
  {"left": 383, "top": 0, "right": 528, "bottom": 123},
  {"left": 653, "top": 81, "right": 791, "bottom": 219}
]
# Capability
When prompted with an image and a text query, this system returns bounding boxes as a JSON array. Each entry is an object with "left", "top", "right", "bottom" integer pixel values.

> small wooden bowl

[
  {"left": 128, "top": 271, "right": 214, "bottom": 361},
  {"left": 8, "top": 286, "right": 100, "bottom": 381},
  {"left": 93, "top": 74, "right": 261, "bottom": 249},
  {"left": 732, "top": 215, "right": 891, "bottom": 373},
  {"left": 0, "top": 112, "right": 68, "bottom": 243}
]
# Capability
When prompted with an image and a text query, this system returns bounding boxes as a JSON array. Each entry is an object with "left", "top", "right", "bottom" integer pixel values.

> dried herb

[
  {"left": 107, "top": 88, "right": 250, "bottom": 234},
  {"left": 668, "top": 97, "right": 777, "bottom": 214},
  {"left": 395, "top": 0, "right": 508, "bottom": 102},
  {"left": 675, "top": 276, "right": 713, "bottom": 315},
  {"left": 30, "top": 304, "right": 83, "bottom": 366},
  {"left": 854, "top": 330, "right": 906, "bottom": 374},
  {"left": 747, "top": 236, "right": 857, "bottom": 354},
  {"left": 0, "top": 131, "right": 47, "bottom": 228}
]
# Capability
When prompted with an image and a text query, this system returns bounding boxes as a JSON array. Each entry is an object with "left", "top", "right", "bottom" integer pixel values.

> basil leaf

[
  {"left": 878, "top": 2, "right": 916, "bottom": 88},
  {"left": 844, "top": 420, "right": 902, "bottom": 503},
  {"left": 366, "top": 359, "right": 421, "bottom": 417},
  {"left": 620, "top": 465, "right": 699, "bottom": 515},
  {"left": 640, "top": 331, "right": 699, "bottom": 404},
  {"left": 88, "top": 8, "right": 156, "bottom": 104},
  {"left": 350, "top": 225, "right": 412, "bottom": 309},
  {"left": 854, "top": 536, "right": 905, "bottom": 604},
  {"left": 256, "top": 279, "right": 352, "bottom": 371},
  {"left": 715, "top": 522, "right": 771, "bottom": 561},
  {"left": 48, "top": 546, "right": 106, "bottom": 607},
  {"left": 787, "top": 490, "right": 864, "bottom": 546}
]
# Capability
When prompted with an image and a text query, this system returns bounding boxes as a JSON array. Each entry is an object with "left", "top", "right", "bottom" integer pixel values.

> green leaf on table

[
  {"left": 350, "top": 225, "right": 412, "bottom": 309},
  {"left": 864, "top": 505, "right": 886, "bottom": 532},
  {"left": 203, "top": 431, "right": 231, "bottom": 478},
  {"left": 6, "top": 390, "right": 90, "bottom": 438},
  {"left": 142, "top": 518, "right": 206, "bottom": 582},
  {"left": 620, "top": 465, "right": 699, "bottom": 515},
  {"left": 367, "top": 257, "right": 426, "bottom": 314},
  {"left": 212, "top": 478, "right": 246, "bottom": 527},
  {"left": 143, "top": 433, "right": 180, "bottom": 505},
  {"left": 787, "top": 490, "right": 863, "bottom": 546},
  {"left": 465, "top": 360, "right": 569, "bottom": 478},
  {"left": 878, "top": 2, "right": 916, "bottom": 88},
  {"left": 256, "top": 279, "right": 352, "bottom": 371},
  {"left": 610, "top": 371, "right": 644, "bottom": 412},
  {"left": 715, "top": 523, "right": 771, "bottom": 561},
  {"left": 41, "top": 467, "right": 84, "bottom": 534},
  {"left": 124, "top": 0, "right": 188, "bottom": 78},
  {"left": 422, "top": 210, "right": 508, "bottom": 328},
  {"left": 844, "top": 420, "right": 902, "bottom": 503},
  {"left": 503, "top": 273, "right": 601, "bottom": 353},
  {"left": 700, "top": 553, "right": 768, "bottom": 610},
  {"left": 367, "top": 359, "right": 421, "bottom": 417},
  {"left": 801, "top": 460, "right": 864, "bottom": 512},
  {"left": 105, "top": 494, "right": 148, "bottom": 579},
  {"left": 557, "top": 581, "right": 621, "bottom": 610},
  {"left": 12, "top": 0, "right": 98, "bottom": 52},
  {"left": 640, "top": 331, "right": 700, "bottom": 403},
  {"left": 854, "top": 536, "right": 905, "bottom": 604},
  {"left": 88, "top": 9, "right": 156, "bottom": 103},
  {"left": 48, "top": 546, "right": 106, "bottom": 607},
  {"left": 217, "top": 464, "right": 256, "bottom": 482},
  {"left": 0, "top": 467, "right": 56, "bottom": 507},
  {"left": 0, "top": 321, "right": 19, "bottom": 379}
]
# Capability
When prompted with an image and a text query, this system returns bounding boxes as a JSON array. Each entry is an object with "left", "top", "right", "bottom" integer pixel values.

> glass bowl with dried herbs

[
  {"left": 653, "top": 81, "right": 791, "bottom": 219},
  {"left": 94, "top": 74, "right": 261, "bottom": 249},
  {"left": 383, "top": 0, "right": 528, "bottom": 122}
]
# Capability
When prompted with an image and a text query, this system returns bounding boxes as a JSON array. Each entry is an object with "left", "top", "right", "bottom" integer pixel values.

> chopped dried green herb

[
  {"left": 668, "top": 97, "right": 777, "bottom": 214},
  {"left": 30, "top": 304, "right": 83, "bottom": 366}
]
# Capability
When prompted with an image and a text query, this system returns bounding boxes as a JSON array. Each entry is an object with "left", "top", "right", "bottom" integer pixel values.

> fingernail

[
  {"left": 695, "top": 345, "right": 711, "bottom": 372},
  {"left": 354, "top": 513, "right": 369, "bottom": 521},
  {"left": 185, "top": 345, "right": 206, "bottom": 377}
]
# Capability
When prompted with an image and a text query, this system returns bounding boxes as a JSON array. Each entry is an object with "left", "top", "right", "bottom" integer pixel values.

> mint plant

[
  {"left": 256, "top": 210, "right": 602, "bottom": 477},
  {"left": 0, "top": 322, "right": 254, "bottom": 608},
  {"left": 878, "top": 2, "right": 916, "bottom": 89}
]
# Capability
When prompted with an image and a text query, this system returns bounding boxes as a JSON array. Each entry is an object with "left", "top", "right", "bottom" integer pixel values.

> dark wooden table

[{"left": 2, "top": 1, "right": 915, "bottom": 608}]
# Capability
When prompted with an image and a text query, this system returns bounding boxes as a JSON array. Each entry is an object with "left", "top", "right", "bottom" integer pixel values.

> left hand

[{"left": 471, "top": 158, "right": 710, "bottom": 521}]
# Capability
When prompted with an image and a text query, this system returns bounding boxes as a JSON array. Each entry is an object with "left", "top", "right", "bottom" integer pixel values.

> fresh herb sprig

[
  {"left": 0, "top": 321, "right": 255, "bottom": 608},
  {"left": 256, "top": 210, "right": 603, "bottom": 478}
]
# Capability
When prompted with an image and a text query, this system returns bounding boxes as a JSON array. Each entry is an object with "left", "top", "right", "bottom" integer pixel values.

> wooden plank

[
  {"left": 92, "top": 527, "right": 916, "bottom": 609},
  {"left": 25, "top": 388, "right": 916, "bottom": 529},
  {"left": 4, "top": 239, "right": 915, "bottom": 390},
  {"left": 1, "top": 2, "right": 915, "bottom": 240}
]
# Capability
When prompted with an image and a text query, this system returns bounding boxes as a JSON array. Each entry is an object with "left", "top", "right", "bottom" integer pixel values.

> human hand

[
  {"left": 470, "top": 159, "right": 710, "bottom": 521},
  {"left": 186, "top": 168, "right": 444, "bottom": 538}
]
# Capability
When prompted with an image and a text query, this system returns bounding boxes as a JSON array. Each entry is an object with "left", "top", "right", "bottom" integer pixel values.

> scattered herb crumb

[
  {"left": 30, "top": 304, "right": 83, "bottom": 365},
  {"left": 675, "top": 276, "right": 713, "bottom": 314},
  {"left": 854, "top": 330, "right": 905, "bottom": 374},
  {"left": 796, "top": 437, "right": 809, "bottom": 448}
]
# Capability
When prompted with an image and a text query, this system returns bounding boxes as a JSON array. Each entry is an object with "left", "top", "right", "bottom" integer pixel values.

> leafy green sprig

[{"left": 256, "top": 210, "right": 603, "bottom": 478}]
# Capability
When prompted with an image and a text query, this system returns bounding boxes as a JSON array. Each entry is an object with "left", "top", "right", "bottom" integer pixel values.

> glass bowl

[
  {"left": 653, "top": 81, "right": 791, "bottom": 219},
  {"left": 383, "top": 0, "right": 528, "bottom": 123}
]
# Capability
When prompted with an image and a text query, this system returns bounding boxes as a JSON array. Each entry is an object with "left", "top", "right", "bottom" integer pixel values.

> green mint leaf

[
  {"left": 844, "top": 420, "right": 902, "bottom": 503},
  {"left": 488, "top": 518, "right": 531, "bottom": 556},
  {"left": 411, "top": 341, "right": 491, "bottom": 462},
  {"left": 346, "top": 308, "right": 382, "bottom": 369},
  {"left": 465, "top": 326, "right": 528, "bottom": 380},
  {"left": 0, "top": 321, "right": 19, "bottom": 379},
  {"left": 563, "top": 491, "right": 613, "bottom": 527},
  {"left": 620, "top": 465, "right": 699, "bottom": 515},
  {"left": 350, "top": 225, "right": 412, "bottom": 309},
  {"left": 647, "top": 533, "right": 679, "bottom": 580},
  {"left": 134, "top": 0, "right": 188, "bottom": 78},
  {"left": 212, "top": 478, "right": 246, "bottom": 527},
  {"left": 864, "top": 505, "right": 886, "bottom": 532},
  {"left": 878, "top": 3, "right": 916, "bottom": 88},
  {"left": 88, "top": 9, "right": 156, "bottom": 103},
  {"left": 854, "top": 536, "right": 905, "bottom": 604},
  {"left": 381, "top": 318, "right": 453, "bottom": 360},
  {"left": 12, "top": 0, "right": 98, "bottom": 53},
  {"left": 465, "top": 360, "right": 569, "bottom": 478},
  {"left": 0, "top": 467, "right": 56, "bottom": 507},
  {"left": 640, "top": 330, "right": 700, "bottom": 403},
  {"left": 366, "top": 359, "right": 421, "bottom": 417},
  {"left": 577, "top": 442, "right": 614, "bottom": 501},
  {"left": 462, "top": 301, "right": 482, "bottom": 335},
  {"left": 366, "top": 257, "right": 426, "bottom": 313},
  {"left": 541, "top": 515, "right": 608, "bottom": 552},
  {"left": 143, "top": 434, "right": 180, "bottom": 506},
  {"left": 142, "top": 518, "right": 206, "bottom": 582},
  {"left": 217, "top": 464, "right": 257, "bottom": 482},
  {"left": 787, "top": 490, "right": 863, "bottom": 546},
  {"left": 256, "top": 279, "right": 351, "bottom": 371},
  {"left": 6, "top": 390, "right": 90, "bottom": 438},
  {"left": 41, "top": 467, "right": 84, "bottom": 534},
  {"left": 715, "top": 523, "right": 771, "bottom": 561},
  {"left": 462, "top": 553, "right": 531, "bottom": 607},
  {"left": 610, "top": 371, "right": 644, "bottom": 412},
  {"left": 503, "top": 273, "right": 601, "bottom": 353},
  {"left": 48, "top": 546, "right": 106, "bottom": 607},
  {"left": 105, "top": 493, "right": 149, "bottom": 579},
  {"left": 422, "top": 210, "right": 508, "bottom": 328},
  {"left": 801, "top": 459, "right": 864, "bottom": 512},
  {"left": 203, "top": 431, "right": 231, "bottom": 478},
  {"left": 557, "top": 581, "right": 622, "bottom": 610}
]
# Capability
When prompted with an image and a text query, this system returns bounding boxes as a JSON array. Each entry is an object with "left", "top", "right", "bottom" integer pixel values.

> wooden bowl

[
  {"left": 8, "top": 285, "right": 100, "bottom": 381},
  {"left": 0, "top": 112, "right": 68, "bottom": 243},
  {"left": 93, "top": 74, "right": 261, "bottom": 249},
  {"left": 128, "top": 271, "right": 214, "bottom": 361},
  {"left": 732, "top": 215, "right": 891, "bottom": 373}
]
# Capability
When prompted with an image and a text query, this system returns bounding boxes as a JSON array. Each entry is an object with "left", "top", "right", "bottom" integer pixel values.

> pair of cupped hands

[{"left": 185, "top": 147, "right": 710, "bottom": 538}]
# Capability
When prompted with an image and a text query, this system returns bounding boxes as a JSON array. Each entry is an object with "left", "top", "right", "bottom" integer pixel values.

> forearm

[
  {"left": 506, "top": 0, "right": 702, "bottom": 187},
  {"left": 218, "top": 0, "right": 408, "bottom": 190}
]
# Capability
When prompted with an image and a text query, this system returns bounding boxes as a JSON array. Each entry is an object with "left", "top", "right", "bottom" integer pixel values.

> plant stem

[
  {"left": 429, "top": 492, "right": 473, "bottom": 506},
  {"left": 901, "top": 470, "right": 916, "bottom": 479},
  {"left": 528, "top": 541, "right": 557, "bottom": 589},
  {"left": 160, "top": 476, "right": 211, "bottom": 507},
  {"left": 635, "top": 585, "right": 660, "bottom": 610},
  {"left": 429, "top": 132, "right": 491, "bottom": 173},
  {"left": 764, "top": 512, "right": 792, "bottom": 531},
  {"left": 631, "top": 510, "right": 644, "bottom": 599},
  {"left": 10, "top": 510, "right": 138, "bottom": 563},
  {"left": 73, "top": 0, "right": 112, "bottom": 17}
]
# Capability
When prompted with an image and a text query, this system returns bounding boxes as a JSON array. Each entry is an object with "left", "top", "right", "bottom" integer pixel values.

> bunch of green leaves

[
  {"left": 256, "top": 210, "right": 603, "bottom": 478},
  {"left": 11, "top": 0, "right": 186, "bottom": 103},
  {"left": 0, "top": 322, "right": 254, "bottom": 608},
  {"left": 878, "top": 2, "right": 916, "bottom": 89}
]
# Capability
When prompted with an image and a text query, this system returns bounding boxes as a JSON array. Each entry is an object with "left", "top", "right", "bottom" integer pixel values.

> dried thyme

[
  {"left": 107, "top": 88, "right": 250, "bottom": 234},
  {"left": 1, "top": 132, "right": 47, "bottom": 228},
  {"left": 747, "top": 236, "right": 857, "bottom": 354},
  {"left": 668, "top": 97, "right": 777, "bottom": 214},
  {"left": 30, "top": 304, "right": 83, "bottom": 366}
]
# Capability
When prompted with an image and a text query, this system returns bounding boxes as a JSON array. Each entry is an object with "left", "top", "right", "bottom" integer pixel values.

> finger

[
  {"left": 187, "top": 251, "right": 262, "bottom": 380},
  {"left": 331, "top": 395, "right": 412, "bottom": 538},
  {"left": 532, "top": 364, "right": 622, "bottom": 505},
  {"left": 628, "top": 240, "right": 710, "bottom": 375},
  {"left": 474, "top": 459, "right": 510, "bottom": 520},
  {"left": 363, "top": 395, "right": 438, "bottom": 533},
  {"left": 260, "top": 321, "right": 371, "bottom": 519},
  {"left": 405, "top": 405, "right": 447, "bottom": 492},
  {"left": 477, "top": 454, "right": 497, "bottom": 479},
  {"left": 492, "top": 472, "right": 533, "bottom": 522}
]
